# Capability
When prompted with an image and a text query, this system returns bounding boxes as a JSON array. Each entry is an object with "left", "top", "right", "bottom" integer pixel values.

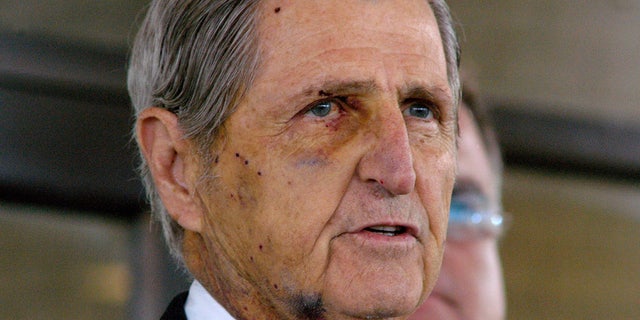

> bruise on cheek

[
  {"left": 294, "top": 150, "right": 331, "bottom": 168},
  {"left": 323, "top": 110, "right": 346, "bottom": 132}
]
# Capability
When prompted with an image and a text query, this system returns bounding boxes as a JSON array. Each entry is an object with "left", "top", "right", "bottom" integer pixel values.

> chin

[{"left": 323, "top": 273, "right": 425, "bottom": 319}]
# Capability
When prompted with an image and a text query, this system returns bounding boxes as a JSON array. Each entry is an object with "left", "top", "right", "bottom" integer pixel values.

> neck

[{"left": 182, "top": 231, "right": 290, "bottom": 320}]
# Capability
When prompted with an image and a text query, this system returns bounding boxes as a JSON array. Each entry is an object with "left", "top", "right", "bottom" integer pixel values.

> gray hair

[{"left": 128, "top": 0, "right": 460, "bottom": 266}]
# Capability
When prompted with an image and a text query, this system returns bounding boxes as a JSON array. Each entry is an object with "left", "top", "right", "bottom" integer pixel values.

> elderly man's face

[
  {"left": 411, "top": 105, "right": 505, "bottom": 320},
  {"left": 194, "top": 0, "right": 456, "bottom": 318}
]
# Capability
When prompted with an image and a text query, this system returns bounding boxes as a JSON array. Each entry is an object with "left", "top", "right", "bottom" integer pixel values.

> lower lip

[{"left": 346, "top": 230, "right": 417, "bottom": 245}]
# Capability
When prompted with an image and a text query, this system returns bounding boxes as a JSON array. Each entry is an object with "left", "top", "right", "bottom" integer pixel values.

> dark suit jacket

[{"left": 160, "top": 291, "right": 189, "bottom": 320}]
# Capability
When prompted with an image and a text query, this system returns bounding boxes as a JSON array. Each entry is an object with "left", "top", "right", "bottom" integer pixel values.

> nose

[{"left": 356, "top": 107, "right": 416, "bottom": 195}]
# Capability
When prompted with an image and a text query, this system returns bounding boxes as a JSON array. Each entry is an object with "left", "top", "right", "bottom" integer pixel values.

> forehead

[
  {"left": 258, "top": 0, "right": 438, "bottom": 44},
  {"left": 253, "top": 0, "right": 448, "bottom": 93}
]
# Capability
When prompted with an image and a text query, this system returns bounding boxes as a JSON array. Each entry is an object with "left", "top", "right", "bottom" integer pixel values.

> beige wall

[{"left": 448, "top": 0, "right": 640, "bottom": 127}]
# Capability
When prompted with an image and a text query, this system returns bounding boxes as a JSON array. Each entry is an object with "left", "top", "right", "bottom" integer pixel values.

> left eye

[
  {"left": 306, "top": 101, "right": 334, "bottom": 117},
  {"left": 404, "top": 102, "right": 434, "bottom": 120}
]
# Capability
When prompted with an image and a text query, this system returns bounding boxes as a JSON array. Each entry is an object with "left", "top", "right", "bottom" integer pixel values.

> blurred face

[
  {"left": 191, "top": 0, "right": 457, "bottom": 319},
  {"left": 410, "top": 106, "right": 505, "bottom": 319}
]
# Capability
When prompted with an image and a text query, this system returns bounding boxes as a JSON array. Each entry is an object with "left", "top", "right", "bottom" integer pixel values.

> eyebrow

[
  {"left": 301, "top": 79, "right": 380, "bottom": 98},
  {"left": 401, "top": 82, "right": 454, "bottom": 108},
  {"left": 299, "top": 79, "right": 452, "bottom": 103},
  {"left": 401, "top": 85, "right": 438, "bottom": 101}
]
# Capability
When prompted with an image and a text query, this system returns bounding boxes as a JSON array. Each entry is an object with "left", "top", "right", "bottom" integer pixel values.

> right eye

[
  {"left": 306, "top": 100, "right": 334, "bottom": 117},
  {"left": 403, "top": 101, "right": 434, "bottom": 120}
]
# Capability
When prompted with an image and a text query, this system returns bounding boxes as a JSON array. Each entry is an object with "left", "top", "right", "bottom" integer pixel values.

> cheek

[
  {"left": 205, "top": 136, "right": 353, "bottom": 259},
  {"left": 194, "top": 139, "right": 274, "bottom": 260},
  {"left": 415, "top": 147, "right": 456, "bottom": 238}
]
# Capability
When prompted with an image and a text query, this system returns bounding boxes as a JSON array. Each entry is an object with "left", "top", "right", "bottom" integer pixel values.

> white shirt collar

[{"left": 184, "top": 280, "right": 235, "bottom": 320}]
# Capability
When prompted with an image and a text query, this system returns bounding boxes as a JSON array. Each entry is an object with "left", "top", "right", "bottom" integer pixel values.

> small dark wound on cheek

[{"left": 274, "top": 7, "right": 281, "bottom": 13}]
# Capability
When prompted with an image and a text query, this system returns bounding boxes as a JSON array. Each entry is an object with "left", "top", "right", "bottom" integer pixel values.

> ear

[{"left": 136, "top": 107, "right": 202, "bottom": 232}]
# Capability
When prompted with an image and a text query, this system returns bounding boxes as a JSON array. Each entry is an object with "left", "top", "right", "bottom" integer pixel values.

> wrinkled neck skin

[
  {"left": 183, "top": 231, "right": 281, "bottom": 319},
  {"left": 184, "top": 231, "right": 416, "bottom": 320}
]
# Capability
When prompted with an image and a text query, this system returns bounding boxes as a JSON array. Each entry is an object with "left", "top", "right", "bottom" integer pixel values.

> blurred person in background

[{"left": 410, "top": 71, "right": 508, "bottom": 320}]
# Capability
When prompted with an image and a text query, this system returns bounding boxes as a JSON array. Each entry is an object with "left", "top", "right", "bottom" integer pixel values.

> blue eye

[
  {"left": 404, "top": 102, "right": 433, "bottom": 119},
  {"left": 307, "top": 101, "right": 333, "bottom": 117}
]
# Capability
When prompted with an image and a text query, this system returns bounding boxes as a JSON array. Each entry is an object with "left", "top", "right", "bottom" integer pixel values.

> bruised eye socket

[
  {"left": 404, "top": 102, "right": 434, "bottom": 120},
  {"left": 306, "top": 100, "right": 333, "bottom": 117}
]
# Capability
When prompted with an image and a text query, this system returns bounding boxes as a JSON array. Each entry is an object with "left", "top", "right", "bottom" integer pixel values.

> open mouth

[{"left": 364, "top": 225, "right": 408, "bottom": 236}]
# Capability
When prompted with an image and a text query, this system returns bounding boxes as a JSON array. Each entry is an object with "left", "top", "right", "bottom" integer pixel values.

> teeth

[
  {"left": 366, "top": 225, "right": 405, "bottom": 236},
  {"left": 368, "top": 226, "right": 400, "bottom": 232}
]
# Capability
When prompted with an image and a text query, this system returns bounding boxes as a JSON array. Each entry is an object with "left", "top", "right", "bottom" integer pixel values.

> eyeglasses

[{"left": 446, "top": 193, "right": 510, "bottom": 242}]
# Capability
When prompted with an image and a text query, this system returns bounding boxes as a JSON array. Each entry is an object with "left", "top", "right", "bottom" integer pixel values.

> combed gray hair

[{"left": 128, "top": 0, "right": 459, "bottom": 267}]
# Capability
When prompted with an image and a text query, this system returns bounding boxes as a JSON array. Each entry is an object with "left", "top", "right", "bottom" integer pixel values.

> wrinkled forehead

[
  {"left": 248, "top": 0, "right": 450, "bottom": 104},
  {"left": 255, "top": 0, "right": 444, "bottom": 67}
]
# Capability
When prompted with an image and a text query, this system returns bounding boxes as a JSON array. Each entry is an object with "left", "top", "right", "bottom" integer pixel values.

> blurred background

[{"left": 1, "top": 1, "right": 638, "bottom": 319}]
